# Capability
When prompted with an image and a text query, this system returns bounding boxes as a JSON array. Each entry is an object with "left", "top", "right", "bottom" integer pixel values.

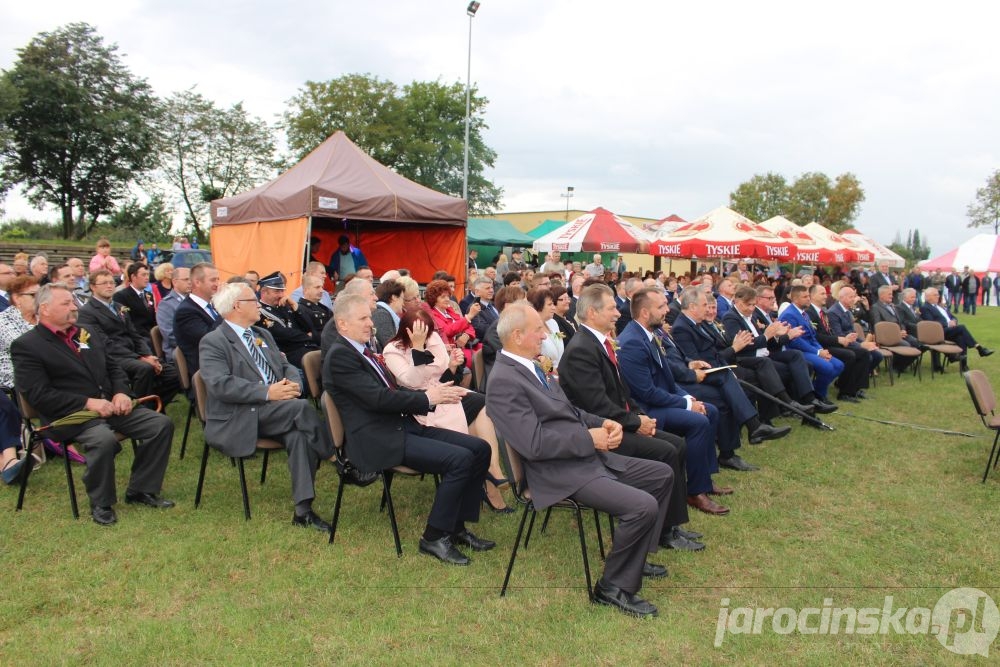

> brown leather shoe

[
  {"left": 708, "top": 485, "right": 734, "bottom": 496},
  {"left": 687, "top": 493, "right": 730, "bottom": 515}
]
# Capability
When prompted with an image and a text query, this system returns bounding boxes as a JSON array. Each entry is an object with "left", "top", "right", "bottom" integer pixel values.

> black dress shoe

[
  {"left": 855, "top": 389, "right": 867, "bottom": 399},
  {"left": 661, "top": 527, "right": 706, "bottom": 551},
  {"left": 91, "top": 505, "right": 117, "bottom": 526},
  {"left": 788, "top": 400, "right": 816, "bottom": 416},
  {"left": 419, "top": 536, "right": 470, "bottom": 565},
  {"left": 719, "top": 455, "right": 759, "bottom": 472},
  {"left": 811, "top": 398, "right": 838, "bottom": 414},
  {"left": 837, "top": 393, "right": 861, "bottom": 403},
  {"left": 451, "top": 528, "right": 496, "bottom": 552},
  {"left": 642, "top": 561, "right": 669, "bottom": 578},
  {"left": 292, "top": 510, "right": 332, "bottom": 532},
  {"left": 124, "top": 492, "right": 175, "bottom": 509},
  {"left": 674, "top": 526, "right": 703, "bottom": 540},
  {"left": 748, "top": 423, "right": 791, "bottom": 444},
  {"left": 594, "top": 579, "right": 658, "bottom": 618},
  {"left": 979, "top": 346, "right": 994, "bottom": 357}
]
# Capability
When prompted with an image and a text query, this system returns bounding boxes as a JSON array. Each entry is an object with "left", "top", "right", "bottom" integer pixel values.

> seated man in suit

[
  {"left": 199, "top": 282, "right": 336, "bottom": 531},
  {"left": 559, "top": 284, "right": 706, "bottom": 547},
  {"left": 671, "top": 288, "right": 790, "bottom": 444},
  {"left": 618, "top": 287, "right": 732, "bottom": 516},
  {"left": 12, "top": 283, "right": 174, "bottom": 525},
  {"left": 827, "top": 285, "right": 884, "bottom": 380},
  {"left": 112, "top": 262, "right": 157, "bottom": 341},
  {"left": 77, "top": 270, "right": 180, "bottom": 408},
  {"left": 723, "top": 285, "right": 832, "bottom": 415},
  {"left": 778, "top": 285, "right": 845, "bottom": 402},
  {"left": 155, "top": 266, "right": 191, "bottom": 360},
  {"left": 467, "top": 277, "right": 499, "bottom": 341},
  {"left": 920, "top": 287, "right": 993, "bottom": 371},
  {"left": 325, "top": 294, "right": 493, "bottom": 565},
  {"left": 486, "top": 302, "right": 673, "bottom": 618},
  {"left": 320, "top": 277, "right": 377, "bottom": 357},
  {"left": 871, "top": 285, "right": 920, "bottom": 347},
  {"left": 805, "top": 284, "right": 871, "bottom": 403},
  {"left": 173, "top": 262, "right": 222, "bottom": 381}
]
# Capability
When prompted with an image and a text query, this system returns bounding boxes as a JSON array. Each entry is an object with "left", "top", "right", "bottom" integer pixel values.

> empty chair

[{"left": 963, "top": 370, "right": 1000, "bottom": 483}]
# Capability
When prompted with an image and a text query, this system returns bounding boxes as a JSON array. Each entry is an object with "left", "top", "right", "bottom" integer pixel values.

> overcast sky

[{"left": 3, "top": 0, "right": 999, "bottom": 256}]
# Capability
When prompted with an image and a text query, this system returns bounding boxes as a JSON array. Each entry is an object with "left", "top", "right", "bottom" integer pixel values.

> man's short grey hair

[
  {"left": 212, "top": 282, "right": 249, "bottom": 316},
  {"left": 302, "top": 274, "right": 323, "bottom": 289},
  {"left": 497, "top": 301, "right": 535, "bottom": 345},
  {"left": 901, "top": 287, "right": 916, "bottom": 299},
  {"left": 306, "top": 261, "right": 326, "bottom": 275},
  {"left": 680, "top": 288, "right": 707, "bottom": 310},
  {"left": 624, "top": 277, "right": 642, "bottom": 296},
  {"left": 473, "top": 277, "right": 493, "bottom": 290},
  {"left": 877, "top": 285, "right": 893, "bottom": 297},
  {"left": 341, "top": 278, "right": 373, "bottom": 296},
  {"left": 333, "top": 293, "right": 369, "bottom": 321},
  {"left": 925, "top": 287, "right": 940, "bottom": 299},
  {"left": 575, "top": 283, "right": 613, "bottom": 324},
  {"left": 29, "top": 255, "right": 48, "bottom": 271},
  {"left": 35, "top": 282, "right": 70, "bottom": 315}
]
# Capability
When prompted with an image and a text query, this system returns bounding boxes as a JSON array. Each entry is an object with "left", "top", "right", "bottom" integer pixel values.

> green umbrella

[{"left": 34, "top": 395, "right": 162, "bottom": 433}]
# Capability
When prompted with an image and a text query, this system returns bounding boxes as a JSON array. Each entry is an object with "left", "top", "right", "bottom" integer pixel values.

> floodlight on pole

[
  {"left": 561, "top": 186, "right": 575, "bottom": 221},
  {"left": 462, "top": 2, "right": 481, "bottom": 204}
]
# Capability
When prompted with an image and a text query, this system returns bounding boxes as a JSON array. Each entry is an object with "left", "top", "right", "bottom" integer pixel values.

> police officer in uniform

[{"left": 256, "top": 271, "right": 320, "bottom": 369}]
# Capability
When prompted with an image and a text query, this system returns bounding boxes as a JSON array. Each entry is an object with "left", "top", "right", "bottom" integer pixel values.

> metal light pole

[
  {"left": 462, "top": 1, "right": 480, "bottom": 203},
  {"left": 561, "top": 186, "right": 575, "bottom": 220}
]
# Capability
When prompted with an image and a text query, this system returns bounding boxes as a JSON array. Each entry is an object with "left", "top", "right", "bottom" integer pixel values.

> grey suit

[
  {"left": 199, "top": 324, "right": 335, "bottom": 505},
  {"left": 486, "top": 353, "right": 673, "bottom": 595}
]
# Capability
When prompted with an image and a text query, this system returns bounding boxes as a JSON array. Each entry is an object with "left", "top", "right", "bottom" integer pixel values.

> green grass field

[{"left": 5, "top": 308, "right": 1000, "bottom": 665}]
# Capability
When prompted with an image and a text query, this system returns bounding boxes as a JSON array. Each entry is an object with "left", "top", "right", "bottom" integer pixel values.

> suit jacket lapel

[{"left": 221, "top": 324, "right": 271, "bottom": 379}]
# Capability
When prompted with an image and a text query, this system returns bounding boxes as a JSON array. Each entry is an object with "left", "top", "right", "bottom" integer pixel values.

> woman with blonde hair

[{"left": 151, "top": 262, "right": 175, "bottom": 306}]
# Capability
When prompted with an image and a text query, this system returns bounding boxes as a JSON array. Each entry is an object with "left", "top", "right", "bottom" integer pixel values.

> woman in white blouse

[
  {"left": 0, "top": 275, "right": 39, "bottom": 389},
  {"left": 527, "top": 287, "right": 564, "bottom": 370}
]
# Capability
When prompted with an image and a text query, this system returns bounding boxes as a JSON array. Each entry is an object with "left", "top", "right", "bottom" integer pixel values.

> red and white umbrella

[
  {"left": 802, "top": 222, "right": 875, "bottom": 264},
  {"left": 840, "top": 228, "right": 905, "bottom": 268},
  {"left": 643, "top": 213, "right": 686, "bottom": 234},
  {"left": 759, "top": 217, "right": 869, "bottom": 264},
  {"left": 532, "top": 207, "right": 650, "bottom": 253},
  {"left": 649, "top": 206, "right": 795, "bottom": 260}
]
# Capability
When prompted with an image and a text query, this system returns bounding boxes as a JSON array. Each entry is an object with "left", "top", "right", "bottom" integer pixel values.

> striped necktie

[{"left": 242, "top": 329, "right": 277, "bottom": 384}]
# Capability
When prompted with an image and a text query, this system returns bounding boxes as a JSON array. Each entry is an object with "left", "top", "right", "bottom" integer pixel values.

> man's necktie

[
  {"left": 532, "top": 361, "right": 549, "bottom": 388},
  {"left": 603, "top": 338, "right": 619, "bottom": 366},
  {"left": 363, "top": 346, "right": 397, "bottom": 389},
  {"left": 819, "top": 309, "right": 830, "bottom": 332},
  {"left": 242, "top": 329, "right": 278, "bottom": 384},
  {"left": 207, "top": 303, "right": 220, "bottom": 320}
]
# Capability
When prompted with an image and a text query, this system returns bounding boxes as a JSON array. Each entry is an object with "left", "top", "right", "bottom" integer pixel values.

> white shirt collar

[{"left": 580, "top": 323, "right": 607, "bottom": 346}]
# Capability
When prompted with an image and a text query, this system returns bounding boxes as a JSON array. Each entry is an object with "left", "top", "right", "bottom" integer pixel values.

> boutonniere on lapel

[
  {"left": 254, "top": 336, "right": 269, "bottom": 349},
  {"left": 144, "top": 291, "right": 153, "bottom": 306},
  {"left": 77, "top": 328, "right": 91, "bottom": 351},
  {"left": 609, "top": 338, "right": 621, "bottom": 352},
  {"left": 551, "top": 330, "right": 565, "bottom": 340},
  {"left": 118, "top": 305, "right": 130, "bottom": 315},
  {"left": 754, "top": 319, "right": 765, "bottom": 331},
  {"left": 653, "top": 335, "right": 665, "bottom": 355},
  {"left": 537, "top": 355, "right": 554, "bottom": 374}
]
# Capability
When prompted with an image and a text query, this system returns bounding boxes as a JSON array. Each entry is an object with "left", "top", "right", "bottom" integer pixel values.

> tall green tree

[
  {"left": 0, "top": 23, "right": 160, "bottom": 238},
  {"left": 282, "top": 73, "right": 503, "bottom": 215},
  {"left": 157, "top": 89, "right": 278, "bottom": 243},
  {"left": 967, "top": 169, "right": 1000, "bottom": 234},
  {"left": 728, "top": 170, "right": 865, "bottom": 231},
  {"left": 728, "top": 172, "right": 788, "bottom": 221}
]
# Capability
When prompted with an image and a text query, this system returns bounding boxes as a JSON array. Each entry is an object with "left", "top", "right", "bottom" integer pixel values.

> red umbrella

[
  {"left": 532, "top": 207, "right": 651, "bottom": 254},
  {"left": 649, "top": 206, "right": 795, "bottom": 260},
  {"left": 760, "top": 216, "right": 862, "bottom": 264}
]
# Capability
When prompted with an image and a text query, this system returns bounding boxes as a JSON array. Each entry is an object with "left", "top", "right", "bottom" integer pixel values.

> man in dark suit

[
  {"left": 671, "top": 289, "right": 790, "bottom": 444},
  {"left": 778, "top": 285, "right": 844, "bottom": 402},
  {"left": 614, "top": 277, "right": 641, "bottom": 335},
  {"left": 112, "top": 262, "right": 157, "bottom": 340},
  {"left": 945, "top": 270, "right": 962, "bottom": 313},
  {"left": 12, "top": 283, "right": 174, "bottom": 526},
  {"left": 723, "top": 285, "right": 832, "bottom": 414},
  {"left": 559, "top": 284, "right": 706, "bottom": 546},
  {"left": 173, "top": 262, "right": 222, "bottom": 380},
  {"left": 467, "top": 277, "right": 499, "bottom": 340},
  {"left": 920, "top": 288, "right": 993, "bottom": 366},
  {"left": 827, "top": 284, "right": 884, "bottom": 378},
  {"left": 617, "top": 288, "right": 732, "bottom": 516},
  {"left": 325, "top": 294, "right": 493, "bottom": 566},
  {"left": 199, "top": 282, "right": 336, "bottom": 531},
  {"left": 805, "top": 284, "right": 870, "bottom": 402},
  {"left": 871, "top": 285, "right": 920, "bottom": 347},
  {"left": 868, "top": 262, "right": 897, "bottom": 304},
  {"left": 77, "top": 270, "right": 180, "bottom": 408},
  {"left": 896, "top": 288, "right": 922, "bottom": 338},
  {"left": 486, "top": 302, "right": 673, "bottom": 618}
]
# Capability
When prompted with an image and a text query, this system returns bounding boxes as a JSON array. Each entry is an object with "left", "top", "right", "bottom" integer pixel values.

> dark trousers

[
  {"left": 830, "top": 347, "right": 869, "bottom": 395},
  {"left": 401, "top": 422, "right": 490, "bottom": 533},
  {"left": 618, "top": 429, "right": 689, "bottom": 530},
  {"left": 120, "top": 358, "right": 181, "bottom": 407},
  {"left": 683, "top": 371, "right": 755, "bottom": 456},
  {"left": 646, "top": 405, "right": 718, "bottom": 496},
  {"left": 571, "top": 456, "right": 672, "bottom": 595},
  {"left": 769, "top": 349, "right": 815, "bottom": 400},
  {"left": 75, "top": 408, "right": 174, "bottom": 507},
  {"left": 944, "top": 324, "right": 978, "bottom": 351}
]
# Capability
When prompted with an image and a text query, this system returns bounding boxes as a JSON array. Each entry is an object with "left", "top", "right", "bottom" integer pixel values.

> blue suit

[
  {"left": 0, "top": 292, "right": 8, "bottom": 313},
  {"left": 716, "top": 295, "right": 732, "bottom": 319},
  {"left": 617, "top": 321, "right": 719, "bottom": 494},
  {"left": 778, "top": 304, "right": 843, "bottom": 400}
]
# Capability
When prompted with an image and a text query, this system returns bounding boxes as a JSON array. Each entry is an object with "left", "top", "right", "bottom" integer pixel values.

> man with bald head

[{"left": 486, "top": 302, "right": 673, "bottom": 618}]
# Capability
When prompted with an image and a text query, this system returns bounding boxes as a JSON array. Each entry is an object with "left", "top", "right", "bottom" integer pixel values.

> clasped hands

[
  {"left": 267, "top": 378, "right": 301, "bottom": 401},
  {"left": 86, "top": 393, "right": 133, "bottom": 418},
  {"left": 589, "top": 419, "right": 623, "bottom": 451}
]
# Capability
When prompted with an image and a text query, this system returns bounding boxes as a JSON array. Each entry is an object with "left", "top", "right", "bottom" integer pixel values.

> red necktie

[
  {"left": 363, "top": 347, "right": 397, "bottom": 389},
  {"left": 603, "top": 338, "right": 629, "bottom": 411},
  {"left": 819, "top": 309, "right": 829, "bottom": 332}
]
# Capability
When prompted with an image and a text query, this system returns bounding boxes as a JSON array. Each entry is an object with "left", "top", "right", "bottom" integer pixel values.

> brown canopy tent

[{"left": 210, "top": 131, "right": 467, "bottom": 290}]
